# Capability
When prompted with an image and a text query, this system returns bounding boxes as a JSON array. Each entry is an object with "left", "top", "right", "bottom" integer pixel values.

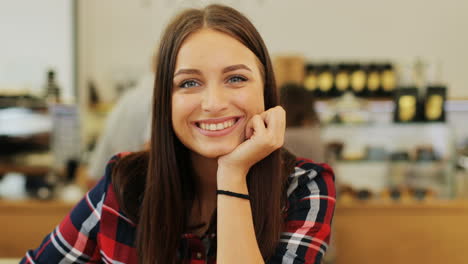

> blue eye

[
  {"left": 179, "top": 80, "right": 200, "bottom": 88},
  {"left": 228, "top": 75, "right": 248, "bottom": 83}
]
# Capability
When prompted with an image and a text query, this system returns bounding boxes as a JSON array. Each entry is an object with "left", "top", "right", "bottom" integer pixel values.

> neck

[{"left": 190, "top": 152, "right": 218, "bottom": 201}]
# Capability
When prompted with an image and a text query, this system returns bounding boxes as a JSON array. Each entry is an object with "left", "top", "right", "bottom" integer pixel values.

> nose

[{"left": 201, "top": 85, "right": 228, "bottom": 113}]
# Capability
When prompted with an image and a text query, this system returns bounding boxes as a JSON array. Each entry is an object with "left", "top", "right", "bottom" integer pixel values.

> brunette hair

[{"left": 112, "top": 4, "right": 295, "bottom": 263}]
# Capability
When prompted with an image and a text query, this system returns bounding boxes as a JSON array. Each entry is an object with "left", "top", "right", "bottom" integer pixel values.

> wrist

[
  {"left": 216, "top": 166, "right": 249, "bottom": 193},
  {"left": 216, "top": 190, "right": 250, "bottom": 200}
]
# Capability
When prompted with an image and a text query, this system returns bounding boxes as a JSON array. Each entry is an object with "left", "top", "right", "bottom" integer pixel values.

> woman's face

[{"left": 172, "top": 28, "right": 265, "bottom": 159}]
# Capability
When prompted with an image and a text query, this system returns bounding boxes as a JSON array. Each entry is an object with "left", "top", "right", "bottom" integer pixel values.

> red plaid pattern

[{"left": 21, "top": 154, "right": 335, "bottom": 263}]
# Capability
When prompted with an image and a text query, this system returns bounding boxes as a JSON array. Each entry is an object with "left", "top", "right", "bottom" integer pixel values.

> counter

[
  {"left": 0, "top": 199, "right": 74, "bottom": 258},
  {"left": 334, "top": 200, "right": 468, "bottom": 264}
]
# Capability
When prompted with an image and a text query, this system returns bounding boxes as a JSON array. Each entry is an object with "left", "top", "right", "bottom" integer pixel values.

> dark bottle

[
  {"left": 334, "top": 63, "right": 351, "bottom": 96},
  {"left": 88, "top": 80, "right": 100, "bottom": 107},
  {"left": 303, "top": 64, "right": 319, "bottom": 95},
  {"left": 423, "top": 60, "right": 446, "bottom": 122},
  {"left": 316, "top": 64, "right": 334, "bottom": 97},
  {"left": 381, "top": 63, "right": 397, "bottom": 97},
  {"left": 43, "top": 70, "right": 61, "bottom": 104},
  {"left": 366, "top": 63, "right": 381, "bottom": 98},
  {"left": 423, "top": 85, "right": 446, "bottom": 122},
  {"left": 393, "top": 87, "right": 420, "bottom": 123},
  {"left": 350, "top": 63, "right": 367, "bottom": 97}
]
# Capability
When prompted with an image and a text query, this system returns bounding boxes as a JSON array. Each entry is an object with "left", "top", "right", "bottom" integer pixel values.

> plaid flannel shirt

[{"left": 21, "top": 153, "right": 335, "bottom": 264}]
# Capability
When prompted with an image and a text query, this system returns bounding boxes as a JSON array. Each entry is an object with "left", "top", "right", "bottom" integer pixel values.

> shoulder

[
  {"left": 293, "top": 158, "right": 334, "bottom": 179},
  {"left": 105, "top": 152, "right": 132, "bottom": 173},
  {"left": 104, "top": 151, "right": 148, "bottom": 222},
  {"left": 86, "top": 152, "right": 133, "bottom": 209},
  {"left": 96, "top": 152, "right": 133, "bottom": 184},
  {"left": 63, "top": 152, "right": 132, "bottom": 235},
  {"left": 285, "top": 157, "right": 335, "bottom": 201}
]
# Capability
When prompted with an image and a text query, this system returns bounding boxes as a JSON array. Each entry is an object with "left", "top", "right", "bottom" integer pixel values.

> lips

[
  {"left": 193, "top": 116, "right": 242, "bottom": 136},
  {"left": 197, "top": 118, "right": 238, "bottom": 131}
]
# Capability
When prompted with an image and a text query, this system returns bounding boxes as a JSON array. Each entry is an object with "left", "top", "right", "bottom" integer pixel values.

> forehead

[{"left": 175, "top": 28, "right": 260, "bottom": 72}]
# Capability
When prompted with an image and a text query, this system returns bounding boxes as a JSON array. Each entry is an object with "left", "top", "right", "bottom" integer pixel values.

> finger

[
  {"left": 245, "top": 116, "right": 255, "bottom": 139},
  {"left": 261, "top": 107, "right": 286, "bottom": 135},
  {"left": 250, "top": 114, "right": 267, "bottom": 138},
  {"left": 269, "top": 109, "right": 286, "bottom": 147},
  {"left": 245, "top": 114, "right": 264, "bottom": 139},
  {"left": 260, "top": 106, "right": 282, "bottom": 125}
]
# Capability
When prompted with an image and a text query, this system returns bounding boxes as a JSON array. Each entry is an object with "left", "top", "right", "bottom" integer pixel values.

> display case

[
  {"left": 314, "top": 98, "right": 468, "bottom": 264},
  {"left": 322, "top": 122, "right": 455, "bottom": 199}
]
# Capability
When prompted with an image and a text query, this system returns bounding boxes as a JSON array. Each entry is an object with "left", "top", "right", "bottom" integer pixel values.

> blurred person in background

[
  {"left": 86, "top": 60, "right": 155, "bottom": 185},
  {"left": 280, "top": 83, "right": 325, "bottom": 163},
  {"left": 21, "top": 4, "right": 335, "bottom": 264}
]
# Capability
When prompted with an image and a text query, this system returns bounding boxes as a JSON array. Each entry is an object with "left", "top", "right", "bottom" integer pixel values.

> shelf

[
  {"left": 0, "top": 164, "right": 50, "bottom": 176},
  {"left": 0, "top": 199, "right": 74, "bottom": 211}
]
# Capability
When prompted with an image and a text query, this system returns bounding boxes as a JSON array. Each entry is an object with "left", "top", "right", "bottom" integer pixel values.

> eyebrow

[
  {"left": 173, "top": 64, "right": 252, "bottom": 78},
  {"left": 222, "top": 64, "right": 252, "bottom": 74},
  {"left": 173, "top": 69, "right": 202, "bottom": 77}
]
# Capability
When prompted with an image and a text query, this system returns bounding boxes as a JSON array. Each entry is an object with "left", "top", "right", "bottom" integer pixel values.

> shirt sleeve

[
  {"left": 268, "top": 160, "right": 336, "bottom": 264},
  {"left": 20, "top": 154, "right": 121, "bottom": 264}
]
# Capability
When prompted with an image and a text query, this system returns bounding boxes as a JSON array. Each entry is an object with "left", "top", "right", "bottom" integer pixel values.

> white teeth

[{"left": 198, "top": 118, "right": 236, "bottom": 131}]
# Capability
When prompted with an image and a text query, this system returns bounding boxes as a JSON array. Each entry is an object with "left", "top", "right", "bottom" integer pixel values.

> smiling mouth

[{"left": 196, "top": 117, "right": 240, "bottom": 131}]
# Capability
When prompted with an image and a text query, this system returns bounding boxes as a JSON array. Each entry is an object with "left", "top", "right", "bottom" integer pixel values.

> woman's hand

[{"left": 217, "top": 106, "right": 285, "bottom": 184}]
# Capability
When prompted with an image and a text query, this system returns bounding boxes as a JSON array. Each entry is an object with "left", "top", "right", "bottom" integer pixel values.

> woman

[{"left": 21, "top": 4, "right": 335, "bottom": 264}]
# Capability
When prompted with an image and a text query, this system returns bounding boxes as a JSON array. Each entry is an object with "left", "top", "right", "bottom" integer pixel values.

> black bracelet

[{"left": 216, "top": 190, "right": 250, "bottom": 200}]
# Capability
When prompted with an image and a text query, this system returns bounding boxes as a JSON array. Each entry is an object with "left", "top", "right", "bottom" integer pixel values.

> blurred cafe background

[{"left": 1, "top": 0, "right": 468, "bottom": 263}]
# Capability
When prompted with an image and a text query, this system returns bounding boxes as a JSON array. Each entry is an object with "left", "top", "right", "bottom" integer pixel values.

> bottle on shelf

[
  {"left": 423, "top": 85, "right": 446, "bottom": 122},
  {"left": 366, "top": 63, "right": 382, "bottom": 98},
  {"left": 304, "top": 64, "right": 319, "bottom": 95},
  {"left": 423, "top": 59, "right": 447, "bottom": 122},
  {"left": 317, "top": 64, "right": 335, "bottom": 98},
  {"left": 380, "top": 63, "right": 397, "bottom": 97},
  {"left": 350, "top": 63, "right": 367, "bottom": 97},
  {"left": 393, "top": 61, "right": 420, "bottom": 123},
  {"left": 334, "top": 63, "right": 351, "bottom": 96},
  {"left": 393, "top": 87, "right": 420, "bottom": 123},
  {"left": 43, "top": 69, "right": 61, "bottom": 104}
]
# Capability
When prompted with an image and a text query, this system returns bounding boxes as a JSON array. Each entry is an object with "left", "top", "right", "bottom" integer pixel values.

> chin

[{"left": 198, "top": 145, "right": 237, "bottom": 159}]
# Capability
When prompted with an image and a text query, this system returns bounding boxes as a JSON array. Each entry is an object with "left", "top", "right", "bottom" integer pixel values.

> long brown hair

[{"left": 112, "top": 4, "right": 294, "bottom": 263}]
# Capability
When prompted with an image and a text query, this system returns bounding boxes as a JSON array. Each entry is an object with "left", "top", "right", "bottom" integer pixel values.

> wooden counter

[
  {"left": 3, "top": 198, "right": 468, "bottom": 262},
  {"left": 0, "top": 199, "right": 74, "bottom": 258},
  {"left": 333, "top": 200, "right": 468, "bottom": 264}
]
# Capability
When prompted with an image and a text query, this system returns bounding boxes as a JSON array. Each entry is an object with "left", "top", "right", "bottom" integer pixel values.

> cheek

[
  {"left": 237, "top": 87, "right": 265, "bottom": 113},
  {"left": 171, "top": 97, "right": 179, "bottom": 125},
  {"left": 171, "top": 95, "right": 193, "bottom": 125}
]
